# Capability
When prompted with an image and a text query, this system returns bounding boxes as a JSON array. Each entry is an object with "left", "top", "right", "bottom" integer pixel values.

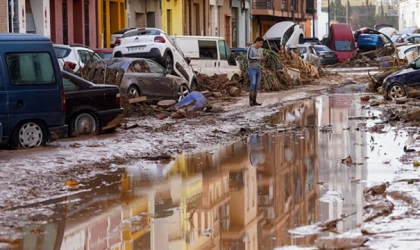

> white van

[{"left": 172, "top": 36, "right": 242, "bottom": 80}]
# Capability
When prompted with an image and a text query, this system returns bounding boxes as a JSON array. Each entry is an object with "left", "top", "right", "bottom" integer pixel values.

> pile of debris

[
  {"left": 240, "top": 48, "right": 320, "bottom": 91},
  {"left": 196, "top": 73, "right": 244, "bottom": 98}
]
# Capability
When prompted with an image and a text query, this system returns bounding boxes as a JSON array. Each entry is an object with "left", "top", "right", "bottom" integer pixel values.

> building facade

[{"left": 1, "top": 1, "right": 7, "bottom": 33}]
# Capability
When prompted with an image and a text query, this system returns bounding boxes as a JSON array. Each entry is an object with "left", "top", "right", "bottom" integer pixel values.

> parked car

[
  {"left": 382, "top": 55, "right": 420, "bottom": 100},
  {"left": 111, "top": 27, "right": 136, "bottom": 47},
  {"left": 326, "top": 24, "right": 357, "bottom": 62},
  {"left": 0, "top": 33, "right": 68, "bottom": 149},
  {"left": 89, "top": 58, "right": 191, "bottom": 101},
  {"left": 396, "top": 44, "right": 420, "bottom": 62},
  {"left": 294, "top": 44, "right": 320, "bottom": 65},
  {"left": 112, "top": 28, "right": 197, "bottom": 89},
  {"left": 302, "top": 37, "right": 321, "bottom": 45},
  {"left": 263, "top": 21, "right": 304, "bottom": 47},
  {"left": 61, "top": 71, "right": 123, "bottom": 136},
  {"left": 313, "top": 45, "right": 338, "bottom": 65},
  {"left": 172, "top": 36, "right": 242, "bottom": 81},
  {"left": 230, "top": 47, "right": 247, "bottom": 64},
  {"left": 54, "top": 44, "right": 102, "bottom": 72},
  {"left": 94, "top": 48, "right": 113, "bottom": 59}
]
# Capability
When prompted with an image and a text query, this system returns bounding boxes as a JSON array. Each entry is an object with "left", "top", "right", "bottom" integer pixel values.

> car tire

[
  {"left": 127, "top": 85, "right": 140, "bottom": 98},
  {"left": 231, "top": 74, "right": 242, "bottom": 83},
  {"left": 191, "top": 79, "right": 199, "bottom": 91},
  {"left": 163, "top": 53, "right": 174, "bottom": 75},
  {"left": 177, "top": 84, "right": 190, "bottom": 101},
  {"left": 10, "top": 121, "right": 46, "bottom": 149},
  {"left": 70, "top": 112, "right": 99, "bottom": 137},
  {"left": 387, "top": 83, "right": 406, "bottom": 100}
]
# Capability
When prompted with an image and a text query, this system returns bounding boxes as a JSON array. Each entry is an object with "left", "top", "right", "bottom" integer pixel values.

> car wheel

[
  {"left": 388, "top": 83, "right": 406, "bottom": 99},
  {"left": 127, "top": 85, "right": 140, "bottom": 98},
  {"left": 191, "top": 79, "right": 199, "bottom": 91},
  {"left": 163, "top": 53, "right": 174, "bottom": 75},
  {"left": 11, "top": 121, "right": 46, "bottom": 149},
  {"left": 71, "top": 112, "right": 99, "bottom": 136},
  {"left": 231, "top": 74, "right": 241, "bottom": 82},
  {"left": 178, "top": 84, "right": 190, "bottom": 101}
]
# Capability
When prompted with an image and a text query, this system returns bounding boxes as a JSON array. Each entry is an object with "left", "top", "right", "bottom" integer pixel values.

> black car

[
  {"left": 382, "top": 56, "right": 420, "bottom": 100},
  {"left": 62, "top": 71, "right": 124, "bottom": 136},
  {"left": 313, "top": 45, "right": 338, "bottom": 65}
]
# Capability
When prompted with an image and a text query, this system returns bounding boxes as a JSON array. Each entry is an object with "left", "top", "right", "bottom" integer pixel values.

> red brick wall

[{"left": 0, "top": 1, "right": 7, "bottom": 32}]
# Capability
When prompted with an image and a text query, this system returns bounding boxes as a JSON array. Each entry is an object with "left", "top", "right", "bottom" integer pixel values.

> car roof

[
  {"left": 90, "top": 58, "right": 157, "bottom": 69},
  {"left": 173, "top": 35, "right": 225, "bottom": 40},
  {"left": 112, "top": 27, "right": 136, "bottom": 34},
  {"left": 0, "top": 33, "right": 51, "bottom": 41},
  {"left": 93, "top": 48, "right": 113, "bottom": 53}
]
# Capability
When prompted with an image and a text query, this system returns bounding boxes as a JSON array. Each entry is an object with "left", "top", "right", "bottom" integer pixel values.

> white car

[
  {"left": 53, "top": 44, "right": 102, "bottom": 72},
  {"left": 111, "top": 27, "right": 136, "bottom": 47},
  {"left": 263, "top": 21, "right": 304, "bottom": 47},
  {"left": 396, "top": 44, "right": 420, "bottom": 62},
  {"left": 112, "top": 28, "right": 197, "bottom": 89},
  {"left": 294, "top": 44, "right": 320, "bottom": 65}
]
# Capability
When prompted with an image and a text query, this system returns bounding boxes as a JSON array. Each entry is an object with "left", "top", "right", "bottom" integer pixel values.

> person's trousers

[{"left": 248, "top": 67, "right": 261, "bottom": 92}]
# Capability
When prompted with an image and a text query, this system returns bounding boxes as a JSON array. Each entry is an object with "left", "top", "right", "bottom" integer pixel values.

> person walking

[{"left": 247, "top": 37, "right": 264, "bottom": 106}]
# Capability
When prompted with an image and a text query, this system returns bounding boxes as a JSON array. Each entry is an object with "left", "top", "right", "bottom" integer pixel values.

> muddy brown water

[{"left": 6, "top": 94, "right": 411, "bottom": 249}]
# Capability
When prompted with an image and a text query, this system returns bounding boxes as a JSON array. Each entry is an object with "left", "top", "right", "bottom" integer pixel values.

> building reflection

[{"left": 15, "top": 100, "right": 324, "bottom": 250}]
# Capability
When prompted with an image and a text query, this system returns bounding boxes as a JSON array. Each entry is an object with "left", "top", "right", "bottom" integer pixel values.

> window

[
  {"left": 122, "top": 29, "right": 161, "bottom": 38},
  {"left": 218, "top": 40, "right": 228, "bottom": 60},
  {"left": 334, "top": 40, "right": 355, "bottom": 51},
  {"left": 415, "top": 57, "right": 420, "bottom": 68},
  {"left": 77, "top": 50, "right": 101, "bottom": 64},
  {"left": 54, "top": 47, "right": 71, "bottom": 58},
  {"left": 198, "top": 40, "right": 218, "bottom": 59},
  {"left": 146, "top": 60, "right": 165, "bottom": 74},
  {"left": 62, "top": 77, "right": 78, "bottom": 92},
  {"left": 128, "top": 60, "right": 150, "bottom": 73},
  {"left": 299, "top": 47, "right": 307, "bottom": 54},
  {"left": 6, "top": 52, "right": 56, "bottom": 85},
  {"left": 282, "top": 25, "right": 295, "bottom": 46}
]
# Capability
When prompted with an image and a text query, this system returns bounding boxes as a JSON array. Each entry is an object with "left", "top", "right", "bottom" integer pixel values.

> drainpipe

[{"left": 292, "top": 0, "right": 295, "bottom": 22}]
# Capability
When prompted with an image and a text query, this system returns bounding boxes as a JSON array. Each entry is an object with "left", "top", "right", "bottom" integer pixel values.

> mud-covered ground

[{"left": 2, "top": 70, "right": 420, "bottom": 249}]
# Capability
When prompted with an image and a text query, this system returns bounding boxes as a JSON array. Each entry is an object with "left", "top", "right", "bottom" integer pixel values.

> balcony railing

[{"left": 252, "top": 0, "right": 272, "bottom": 9}]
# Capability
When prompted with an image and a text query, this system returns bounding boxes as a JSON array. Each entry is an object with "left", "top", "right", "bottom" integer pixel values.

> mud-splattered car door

[
  {"left": 406, "top": 58, "right": 420, "bottom": 97},
  {"left": 145, "top": 59, "right": 178, "bottom": 99}
]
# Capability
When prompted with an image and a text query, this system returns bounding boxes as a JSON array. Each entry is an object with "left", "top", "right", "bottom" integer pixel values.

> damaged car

[
  {"left": 89, "top": 58, "right": 190, "bottom": 101},
  {"left": 382, "top": 55, "right": 420, "bottom": 100},
  {"left": 62, "top": 71, "right": 124, "bottom": 136}
]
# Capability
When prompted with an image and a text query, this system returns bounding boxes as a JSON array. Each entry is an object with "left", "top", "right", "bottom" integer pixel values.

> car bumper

[
  {"left": 97, "top": 108, "right": 124, "bottom": 131},
  {"left": 320, "top": 57, "right": 338, "bottom": 65},
  {"left": 49, "top": 125, "right": 69, "bottom": 141},
  {"left": 121, "top": 48, "right": 164, "bottom": 63}
]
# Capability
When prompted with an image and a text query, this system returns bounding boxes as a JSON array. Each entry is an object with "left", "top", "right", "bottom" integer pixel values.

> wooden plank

[{"left": 128, "top": 96, "right": 147, "bottom": 104}]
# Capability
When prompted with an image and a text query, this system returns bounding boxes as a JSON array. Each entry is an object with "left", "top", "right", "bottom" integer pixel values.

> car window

[
  {"left": 54, "top": 47, "right": 71, "bottom": 58},
  {"left": 414, "top": 37, "right": 420, "bottom": 43},
  {"left": 198, "top": 40, "right": 218, "bottom": 60},
  {"left": 415, "top": 57, "right": 420, "bottom": 68},
  {"left": 77, "top": 50, "right": 95, "bottom": 64},
  {"left": 299, "top": 47, "right": 307, "bottom": 54},
  {"left": 122, "top": 29, "right": 160, "bottom": 38},
  {"left": 314, "top": 46, "right": 331, "bottom": 52},
  {"left": 218, "top": 40, "right": 228, "bottom": 60},
  {"left": 282, "top": 25, "right": 295, "bottom": 46},
  {"left": 6, "top": 52, "right": 56, "bottom": 85},
  {"left": 405, "top": 47, "right": 416, "bottom": 54},
  {"left": 127, "top": 60, "right": 150, "bottom": 73},
  {"left": 97, "top": 52, "right": 113, "bottom": 59},
  {"left": 334, "top": 40, "right": 355, "bottom": 51},
  {"left": 146, "top": 60, "right": 165, "bottom": 74},
  {"left": 62, "top": 77, "right": 78, "bottom": 92}
]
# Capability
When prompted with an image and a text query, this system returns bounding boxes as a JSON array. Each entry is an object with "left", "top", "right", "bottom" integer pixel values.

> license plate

[
  {"left": 127, "top": 46, "right": 145, "bottom": 52},
  {"left": 324, "top": 54, "right": 333, "bottom": 58}
]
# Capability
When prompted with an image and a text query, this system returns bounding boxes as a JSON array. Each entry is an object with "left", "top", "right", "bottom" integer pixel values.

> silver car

[{"left": 89, "top": 58, "right": 190, "bottom": 101}]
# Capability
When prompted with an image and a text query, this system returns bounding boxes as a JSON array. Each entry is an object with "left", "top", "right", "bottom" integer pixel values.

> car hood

[
  {"left": 264, "top": 21, "right": 295, "bottom": 40},
  {"left": 389, "top": 68, "right": 415, "bottom": 78}
]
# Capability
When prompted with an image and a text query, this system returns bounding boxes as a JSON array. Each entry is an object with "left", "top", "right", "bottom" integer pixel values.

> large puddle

[{"left": 6, "top": 94, "right": 411, "bottom": 249}]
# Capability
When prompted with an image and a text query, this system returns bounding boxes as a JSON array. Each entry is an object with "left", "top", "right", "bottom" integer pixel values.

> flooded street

[{"left": 3, "top": 92, "right": 414, "bottom": 250}]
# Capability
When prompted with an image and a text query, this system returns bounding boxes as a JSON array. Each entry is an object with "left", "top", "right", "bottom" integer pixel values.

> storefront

[{"left": 97, "top": 0, "right": 126, "bottom": 48}]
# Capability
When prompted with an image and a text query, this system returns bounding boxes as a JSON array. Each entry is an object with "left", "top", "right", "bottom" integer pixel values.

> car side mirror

[
  {"left": 408, "top": 62, "right": 416, "bottom": 69},
  {"left": 185, "top": 57, "right": 191, "bottom": 65}
]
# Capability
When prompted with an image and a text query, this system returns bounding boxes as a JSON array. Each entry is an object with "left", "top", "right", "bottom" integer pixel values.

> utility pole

[{"left": 292, "top": 0, "right": 296, "bottom": 22}]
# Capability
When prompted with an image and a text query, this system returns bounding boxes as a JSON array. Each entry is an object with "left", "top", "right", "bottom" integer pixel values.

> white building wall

[
  {"left": 399, "top": 0, "right": 420, "bottom": 30},
  {"left": 316, "top": 0, "right": 329, "bottom": 39},
  {"left": 29, "top": 0, "right": 50, "bottom": 37}
]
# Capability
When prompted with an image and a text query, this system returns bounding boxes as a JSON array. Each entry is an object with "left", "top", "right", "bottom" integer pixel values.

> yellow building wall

[
  {"left": 97, "top": 0, "right": 126, "bottom": 48},
  {"left": 161, "top": 0, "right": 184, "bottom": 35}
]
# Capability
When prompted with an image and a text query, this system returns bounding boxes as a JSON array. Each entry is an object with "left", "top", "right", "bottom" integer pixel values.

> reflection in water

[{"left": 13, "top": 95, "right": 373, "bottom": 250}]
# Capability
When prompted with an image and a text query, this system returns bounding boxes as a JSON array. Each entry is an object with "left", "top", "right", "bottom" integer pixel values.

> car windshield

[
  {"left": 97, "top": 52, "right": 113, "bottom": 59},
  {"left": 314, "top": 46, "right": 331, "bottom": 52},
  {"left": 334, "top": 40, "right": 355, "bottom": 51}
]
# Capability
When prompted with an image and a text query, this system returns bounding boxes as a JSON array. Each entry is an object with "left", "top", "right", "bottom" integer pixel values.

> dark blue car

[{"left": 382, "top": 56, "right": 420, "bottom": 100}]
